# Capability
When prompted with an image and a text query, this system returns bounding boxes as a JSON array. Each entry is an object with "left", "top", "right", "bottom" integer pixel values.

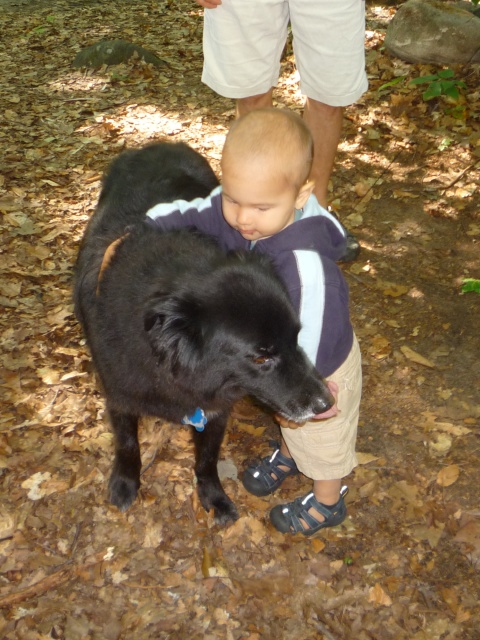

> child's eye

[{"left": 257, "top": 207, "right": 269, "bottom": 212}]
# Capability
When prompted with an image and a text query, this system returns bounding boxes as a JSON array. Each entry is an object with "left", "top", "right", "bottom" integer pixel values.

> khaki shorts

[
  {"left": 281, "top": 334, "right": 362, "bottom": 480},
  {"left": 202, "top": 0, "right": 368, "bottom": 106}
]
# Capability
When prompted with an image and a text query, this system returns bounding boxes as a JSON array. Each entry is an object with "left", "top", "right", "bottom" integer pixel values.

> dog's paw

[
  {"left": 108, "top": 474, "right": 139, "bottom": 511},
  {"left": 200, "top": 492, "right": 239, "bottom": 526},
  {"left": 213, "top": 500, "right": 239, "bottom": 527},
  {"left": 197, "top": 479, "right": 239, "bottom": 525}
]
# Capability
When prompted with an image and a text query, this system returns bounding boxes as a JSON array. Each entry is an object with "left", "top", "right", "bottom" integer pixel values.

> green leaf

[
  {"left": 437, "top": 69, "right": 455, "bottom": 79},
  {"left": 443, "top": 85, "right": 460, "bottom": 100},
  {"left": 410, "top": 74, "right": 439, "bottom": 85},
  {"left": 438, "top": 137, "right": 453, "bottom": 151},
  {"left": 378, "top": 76, "right": 406, "bottom": 92},
  {"left": 440, "top": 80, "right": 456, "bottom": 91},
  {"left": 423, "top": 83, "right": 442, "bottom": 100},
  {"left": 461, "top": 278, "right": 480, "bottom": 294},
  {"left": 446, "top": 105, "right": 466, "bottom": 120}
]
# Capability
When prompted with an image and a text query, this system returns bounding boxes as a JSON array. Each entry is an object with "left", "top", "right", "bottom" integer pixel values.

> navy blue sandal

[
  {"left": 270, "top": 486, "right": 348, "bottom": 536},
  {"left": 242, "top": 445, "right": 299, "bottom": 497}
]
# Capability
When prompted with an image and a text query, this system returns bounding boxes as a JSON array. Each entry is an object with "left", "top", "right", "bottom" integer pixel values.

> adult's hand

[{"left": 194, "top": 0, "right": 222, "bottom": 8}]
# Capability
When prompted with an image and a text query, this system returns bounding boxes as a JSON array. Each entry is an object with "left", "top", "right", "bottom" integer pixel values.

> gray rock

[
  {"left": 385, "top": 0, "right": 480, "bottom": 65},
  {"left": 217, "top": 459, "right": 238, "bottom": 481},
  {"left": 73, "top": 39, "right": 168, "bottom": 68}
]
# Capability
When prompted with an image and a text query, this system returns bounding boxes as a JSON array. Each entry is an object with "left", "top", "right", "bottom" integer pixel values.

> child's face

[{"left": 221, "top": 159, "right": 301, "bottom": 242}]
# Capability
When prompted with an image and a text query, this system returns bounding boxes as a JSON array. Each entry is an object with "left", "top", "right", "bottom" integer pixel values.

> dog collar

[{"left": 181, "top": 407, "right": 207, "bottom": 432}]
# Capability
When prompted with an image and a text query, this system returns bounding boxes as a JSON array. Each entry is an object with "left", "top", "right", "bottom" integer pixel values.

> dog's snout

[
  {"left": 313, "top": 385, "right": 335, "bottom": 414},
  {"left": 313, "top": 392, "right": 334, "bottom": 415}
]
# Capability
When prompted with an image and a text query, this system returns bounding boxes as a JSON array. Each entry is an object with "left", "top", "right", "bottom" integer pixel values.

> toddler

[{"left": 146, "top": 109, "right": 362, "bottom": 536}]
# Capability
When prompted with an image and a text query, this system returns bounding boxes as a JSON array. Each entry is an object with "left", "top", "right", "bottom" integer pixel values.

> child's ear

[{"left": 295, "top": 179, "right": 315, "bottom": 210}]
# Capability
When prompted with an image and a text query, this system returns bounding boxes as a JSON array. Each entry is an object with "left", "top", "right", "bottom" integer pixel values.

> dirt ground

[{"left": 1, "top": 1, "right": 479, "bottom": 638}]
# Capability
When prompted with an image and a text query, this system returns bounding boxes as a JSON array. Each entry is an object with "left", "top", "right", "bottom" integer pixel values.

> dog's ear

[{"left": 143, "top": 294, "right": 203, "bottom": 374}]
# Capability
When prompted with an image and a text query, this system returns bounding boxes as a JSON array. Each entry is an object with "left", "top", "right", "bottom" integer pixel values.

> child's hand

[
  {"left": 274, "top": 414, "right": 306, "bottom": 429},
  {"left": 274, "top": 381, "right": 339, "bottom": 428}
]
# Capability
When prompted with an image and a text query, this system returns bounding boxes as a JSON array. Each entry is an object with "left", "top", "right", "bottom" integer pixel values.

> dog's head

[{"left": 143, "top": 258, "right": 334, "bottom": 422}]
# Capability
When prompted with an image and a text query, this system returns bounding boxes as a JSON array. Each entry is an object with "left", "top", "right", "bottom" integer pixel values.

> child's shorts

[
  {"left": 281, "top": 334, "right": 362, "bottom": 480},
  {"left": 201, "top": 0, "right": 368, "bottom": 106}
]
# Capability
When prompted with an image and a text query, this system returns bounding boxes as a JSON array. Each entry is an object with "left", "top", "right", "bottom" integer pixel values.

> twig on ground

[
  {"left": 0, "top": 567, "right": 73, "bottom": 608},
  {"left": 440, "top": 159, "right": 480, "bottom": 193},
  {"left": 0, "top": 548, "right": 113, "bottom": 608},
  {"left": 70, "top": 522, "right": 82, "bottom": 557},
  {"left": 311, "top": 619, "right": 339, "bottom": 640},
  {"left": 140, "top": 447, "right": 158, "bottom": 476}
]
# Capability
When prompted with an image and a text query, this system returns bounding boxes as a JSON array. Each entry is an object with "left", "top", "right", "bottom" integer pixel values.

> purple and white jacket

[{"left": 146, "top": 186, "right": 353, "bottom": 377}]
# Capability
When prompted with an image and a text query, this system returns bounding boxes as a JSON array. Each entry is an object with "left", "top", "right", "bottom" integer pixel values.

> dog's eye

[{"left": 252, "top": 355, "right": 273, "bottom": 365}]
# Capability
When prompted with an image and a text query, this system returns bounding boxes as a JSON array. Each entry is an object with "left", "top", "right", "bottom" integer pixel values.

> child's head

[{"left": 221, "top": 109, "right": 315, "bottom": 241}]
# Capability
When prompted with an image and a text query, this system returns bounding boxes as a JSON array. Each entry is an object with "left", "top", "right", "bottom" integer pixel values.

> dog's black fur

[{"left": 74, "top": 142, "right": 334, "bottom": 525}]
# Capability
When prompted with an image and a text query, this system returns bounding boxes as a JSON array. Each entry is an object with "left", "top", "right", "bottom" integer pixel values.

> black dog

[{"left": 74, "top": 142, "right": 334, "bottom": 525}]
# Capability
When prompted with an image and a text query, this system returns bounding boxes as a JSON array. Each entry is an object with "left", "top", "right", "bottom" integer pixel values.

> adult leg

[
  {"left": 303, "top": 99, "right": 344, "bottom": 208},
  {"left": 236, "top": 88, "right": 274, "bottom": 117},
  {"left": 290, "top": 0, "right": 368, "bottom": 206},
  {"left": 304, "top": 97, "right": 361, "bottom": 261}
]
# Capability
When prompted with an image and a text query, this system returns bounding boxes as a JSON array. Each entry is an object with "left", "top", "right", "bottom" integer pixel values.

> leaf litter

[{"left": 0, "top": 1, "right": 479, "bottom": 638}]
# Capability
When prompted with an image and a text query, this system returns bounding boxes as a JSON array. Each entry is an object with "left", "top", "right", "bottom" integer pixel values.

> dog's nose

[{"left": 313, "top": 395, "right": 334, "bottom": 415}]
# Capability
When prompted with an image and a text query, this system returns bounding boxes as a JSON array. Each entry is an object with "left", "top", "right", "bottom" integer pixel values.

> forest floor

[{"left": 0, "top": 1, "right": 479, "bottom": 639}]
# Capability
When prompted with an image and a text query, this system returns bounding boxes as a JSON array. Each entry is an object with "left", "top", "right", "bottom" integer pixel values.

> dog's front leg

[
  {"left": 192, "top": 414, "right": 239, "bottom": 526},
  {"left": 107, "top": 407, "right": 141, "bottom": 511}
]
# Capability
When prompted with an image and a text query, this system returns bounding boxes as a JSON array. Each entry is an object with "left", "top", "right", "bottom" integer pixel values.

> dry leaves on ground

[{"left": 1, "top": 1, "right": 480, "bottom": 639}]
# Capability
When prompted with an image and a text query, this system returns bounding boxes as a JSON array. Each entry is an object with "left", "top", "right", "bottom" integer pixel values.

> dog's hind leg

[
  {"left": 107, "top": 408, "right": 142, "bottom": 511},
  {"left": 192, "top": 415, "right": 239, "bottom": 526}
]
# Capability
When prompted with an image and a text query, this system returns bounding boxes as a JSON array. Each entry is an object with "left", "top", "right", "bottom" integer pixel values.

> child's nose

[{"left": 236, "top": 208, "right": 251, "bottom": 225}]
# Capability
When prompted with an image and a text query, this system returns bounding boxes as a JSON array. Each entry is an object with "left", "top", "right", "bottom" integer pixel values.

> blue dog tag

[{"left": 181, "top": 407, "right": 207, "bottom": 432}]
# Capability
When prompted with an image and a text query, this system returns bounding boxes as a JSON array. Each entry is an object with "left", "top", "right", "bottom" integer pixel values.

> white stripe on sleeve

[
  {"left": 146, "top": 185, "right": 222, "bottom": 220},
  {"left": 293, "top": 250, "right": 325, "bottom": 366}
]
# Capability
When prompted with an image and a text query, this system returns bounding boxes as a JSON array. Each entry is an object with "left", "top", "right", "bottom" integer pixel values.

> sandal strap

[
  {"left": 253, "top": 449, "right": 298, "bottom": 489},
  {"left": 264, "top": 448, "right": 298, "bottom": 475},
  {"left": 243, "top": 446, "right": 298, "bottom": 495},
  {"left": 279, "top": 486, "right": 348, "bottom": 534}
]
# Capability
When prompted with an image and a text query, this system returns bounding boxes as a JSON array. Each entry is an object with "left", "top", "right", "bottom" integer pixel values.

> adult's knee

[{"left": 237, "top": 91, "right": 274, "bottom": 116}]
